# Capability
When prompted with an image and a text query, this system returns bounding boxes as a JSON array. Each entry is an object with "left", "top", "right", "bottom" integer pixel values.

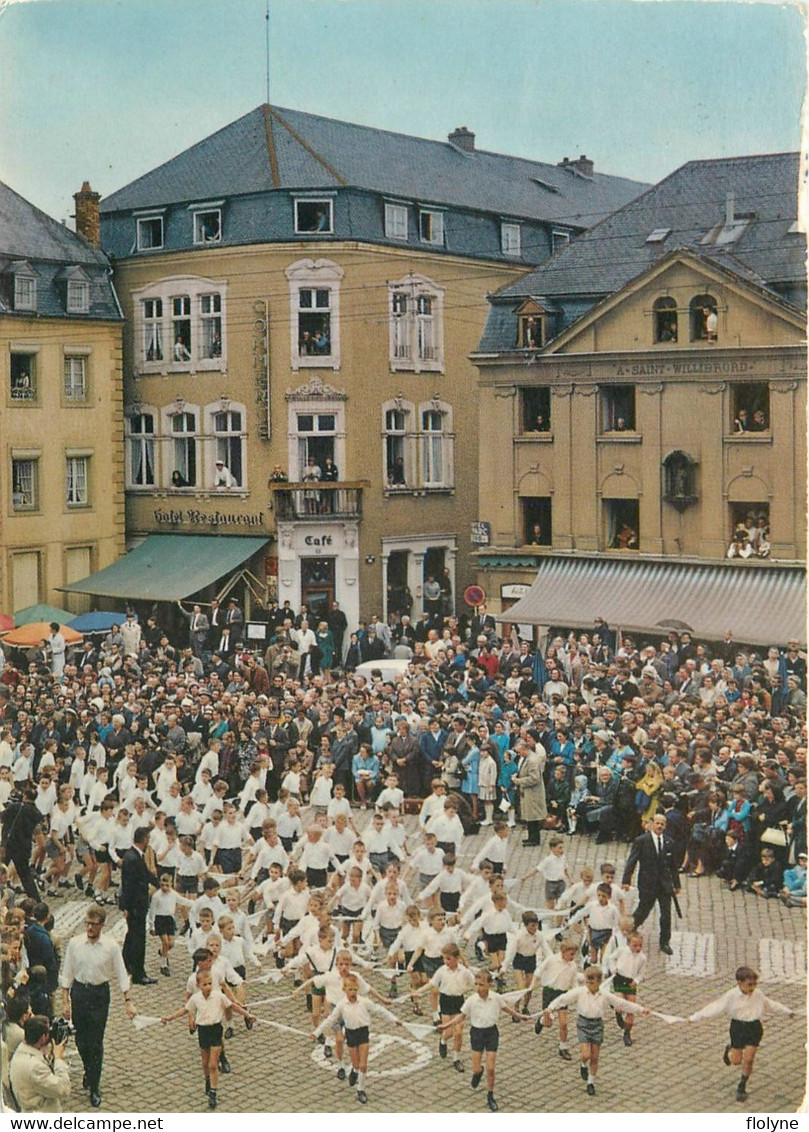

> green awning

[{"left": 58, "top": 535, "right": 269, "bottom": 602}]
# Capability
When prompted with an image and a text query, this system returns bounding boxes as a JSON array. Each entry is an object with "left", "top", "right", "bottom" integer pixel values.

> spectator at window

[
  {"left": 173, "top": 335, "right": 191, "bottom": 362},
  {"left": 659, "top": 320, "right": 677, "bottom": 342},
  {"left": 388, "top": 456, "right": 406, "bottom": 486},
  {"left": 213, "top": 460, "right": 235, "bottom": 489},
  {"left": 615, "top": 523, "right": 638, "bottom": 550},
  {"left": 532, "top": 413, "right": 549, "bottom": 432},
  {"left": 704, "top": 307, "right": 718, "bottom": 341},
  {"left": 269, "top": 465, "right": 288, "bottom": 483},
  {"left": 171, "top": 470, "right": 189, "bottom": 488},
  {"left": 749, "top": 408, "right": 768, "bottom": 432},
  {"left": 726, "top": 534, "right": 753, "bottom": 559}
]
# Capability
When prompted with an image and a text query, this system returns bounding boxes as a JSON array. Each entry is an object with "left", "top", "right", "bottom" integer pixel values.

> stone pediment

[{"left": 285, "top": 375, "right": 347, "bottom": 401}]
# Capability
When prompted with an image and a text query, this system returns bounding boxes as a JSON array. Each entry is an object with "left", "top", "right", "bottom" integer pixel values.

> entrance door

[{"left": 301, "top": 557, "right": 335, "bottom": 622}]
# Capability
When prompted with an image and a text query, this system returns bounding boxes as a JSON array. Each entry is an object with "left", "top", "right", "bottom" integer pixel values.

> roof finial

[{"left": 265, "top": 0, "right": 271, "bottom": 106}]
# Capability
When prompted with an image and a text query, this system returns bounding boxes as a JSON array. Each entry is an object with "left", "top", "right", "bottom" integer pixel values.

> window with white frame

[
  {"left": 10, "top": 352, "right": 37, "bottom": 401},
  {"left": 383, "top": 401, "right": 414, "bottom": 487},
  {"left": 551, "top": 228, "right": 571, "bottom": 253},
  {"left": 65, "top": 456, "right": 90, "bottom": 507},
  {"left": 286, "top": 389, "right": 346, "bottom": 481},
  {"left": 419, "top": 399, "right": 454, "bottom": 489},
  {"left": 385, "top": 202, "right": 408, "bottom": 241},
  {"left": 12, "top": 457, "right": 38, "bottom": 511},
  {"left": 388, "top": 274, "right": 444, "bottom": 372},
  {"left": 286, "top": 260, "right": 344, "bottom": 371},
  {"left": 63, "top": 356, "right": 87, "bottom": 401},
  {"left": 14, "top": 274, "right": 36, "bottom": 312},
  {"left": 193, "top": 209, "right": 222, "bottom": 244},
  {"left": 501, "top": 222, "right": 521, "bottom": 257},
  {"left": 133, "top": 277, "right": 227, "bottom": 373},
  {"left": 66, "top": 279, "right": 90, "bottom": 314},
  {"left": 126, "top": 411, "right": 156, "bottom": 488},
  {"left": 419, "top": 209, "right": 444, "bottom": 246},
  {"left": 294, "top": 199, "right": 333, "bottom": 234},
  {"left": 169, "top": 410, "right": 198, "bottom": 488},
  {"left": 137, "top": 215, "right": 164, "bottom": 251},
  {"left": 210, "top": 405, "right": 245, "bottom": 488}
]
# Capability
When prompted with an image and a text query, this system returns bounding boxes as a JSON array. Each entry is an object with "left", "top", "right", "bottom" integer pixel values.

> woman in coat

[
  {"left": 512, "top": 738, "right": 547, "bottom": 847},
  {"left": 315, "top": 622, "right": 335, "bottom": 679}
]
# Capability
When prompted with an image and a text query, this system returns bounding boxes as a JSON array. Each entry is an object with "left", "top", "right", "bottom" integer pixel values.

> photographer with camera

[
  {"left": 59, "top": 905, "right": 137, "bottom": 1107},
  {"left": 9, "top": 1014, "right": 71, "bottom": 1112}
]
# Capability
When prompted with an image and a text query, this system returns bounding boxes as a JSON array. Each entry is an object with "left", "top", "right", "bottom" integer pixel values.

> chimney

[
  {"left": 575, "top": 154, "right": 594, "bottom": 177},
  {"left": 725, "top": 190, "right": 735, "bottom": 225},
  {"left": 448, "top": 126, "right": 475, "bottom": 154},
  {"left": 73, "top": 181, "right": 101, "bottom": 247}
]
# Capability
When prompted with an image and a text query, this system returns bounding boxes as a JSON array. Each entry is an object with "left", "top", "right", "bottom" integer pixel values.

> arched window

[
  {"left": 207, "top": 401, "right": 247, "bottom": 489},
  {"left": 125, "top": 408, "right": 157, "bottom": 488},
  {"left": 382, "top": 399, "right": 415, "bottom": 488},
  {"left": 388, "top": 274, "right": 444, "bottom": 372},
  {"left": 690, "top": 293, "right": 718, "bottom": 342},
  {"left": 162, "top": 402, "right": 200, "bottom": 489},
  {"left": 653, "top": 297, "right": 678, "bottom": 343},
  {"left": 418, "top": 399, "right": 454, "bottom": 489}
]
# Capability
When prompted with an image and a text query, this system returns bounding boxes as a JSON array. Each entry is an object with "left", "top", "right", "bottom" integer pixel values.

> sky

[{"left": 0, "top": 0, "right": 805, "bottom": 224}]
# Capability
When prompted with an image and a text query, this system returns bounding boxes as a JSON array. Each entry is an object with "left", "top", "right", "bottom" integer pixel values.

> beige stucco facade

[
  {"left": 1, "top": 314, "right": 125, "bottom": 614},
  {"left": 475, "top": 255, "right": 806, "bottom": 615}
]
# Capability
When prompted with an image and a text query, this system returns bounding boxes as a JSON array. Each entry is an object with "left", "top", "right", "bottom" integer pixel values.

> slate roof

[
  {"left": 100, "top": 104, "right": 646, "bottom": 228},
  {"left": 492, "top": 152, "right": 804, "bottom": 301},
  {"left": 0, "top": 180, "right": 120, "bottom": 320}
]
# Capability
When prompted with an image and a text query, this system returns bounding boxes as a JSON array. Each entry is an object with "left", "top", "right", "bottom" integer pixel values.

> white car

[{"left": 353, "top": 657, "right": 412, "bottom": 683}]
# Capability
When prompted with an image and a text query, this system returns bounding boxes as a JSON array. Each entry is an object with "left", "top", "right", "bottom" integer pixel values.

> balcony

[{"left": 269, "top": 480, "right": 368, "bottom": 521}]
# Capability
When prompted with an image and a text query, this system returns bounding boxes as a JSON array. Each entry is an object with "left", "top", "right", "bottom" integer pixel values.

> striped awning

[{"left": 496, "top": 555, "right": 806, "bottom": 646}]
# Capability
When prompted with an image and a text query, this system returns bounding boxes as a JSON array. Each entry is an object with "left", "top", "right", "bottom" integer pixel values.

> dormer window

[
  {"left": 136, "top": 215, "right": 164, "bottom": 251},
  {"left": 690, "top": 293, "right": 718, "bottom": 342},
  {"left": 192, "top": 208, "right": 222, "bottom": 244},
  {"left": 419, "top": 209, "right": 444, "bottom": 246},
  {"left": 10, "top": 263, "right": 38, "bottom": 312},
  {"left": 294, "top": 199, "right": 333, "bottom": 235},
  {"left": 551, "top": 229, "right": 571, "bottom": 253},
  {"left": 501, "top": 222, "right": 521, "bottom": 257},
  {"left": 653, "top": 297, "right": 678, "bottom": 343},
  {"left": 67, "top": 279, "right": 90, "bottom": 314},
  {"left": 515, "top": 299, "right": 547, "bottom": 349}
]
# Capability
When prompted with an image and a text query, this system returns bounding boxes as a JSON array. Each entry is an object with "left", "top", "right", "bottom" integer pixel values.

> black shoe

[
  {"left": 534, "top": 1018, "right": 544, "bottom": 1035},
  {"left": 660, "top": 944, "right": 673, "bottom": 956},
  {"left": 623, "top": 1030, "right": 633, "bottom": 1047},
  {"left": 75, "top": 875, "right": 84, "bottom": 891},
  {"left": 558, "top": 1048, "right": 572, "bottom": 1061},
  {"left": 471, "top": 1071, "right": 483, "bottom": 1090},
  {"left": 208, "top": 1091, "right": 218, "bottom": 1109},
  {"left": 723, "top": 1044, "right": 732, "bottom": 1066},
  {"left": 224, "top": 1026, "right": 234, "bottom": 1040},
  {"left": 736, "top": 1082, "right": 747, "bottom": 1102},
  {"left": 134, "top": 976, "right": 158, "bottom": 985},
  {"left": 247, "top": 899, "right": 256, "bottom": 915},
  {"left": 586, "top": 1082, "right": 596, "bottom": 1096},
  {"left": 336, "top": 1067, "right": 346, "bottom": 1081},
  {"left": 439, "top": 1040, "right": 448, "bottom": 1059},
  {"left": 219, "top": 1053, "right": 231, "bottom": 1074},
  {"left": 357, "top": 1090, "right": 368, "bottom": 1105},
  {"left": 487, "top": 1093, "right": 499, "bottom": 1112},
  {"left": 90, "top": 1091, "right": 102, "bottom": 1108},
  {"left": 454, "top": 1060, "right": 465, "bottom": 1073},
  {"left": 348, "top": 1069, "right": 358, "bottom": 1087},
  {"left": 323, "top": 1044, "right": 333, "bottom": 1060},
  {"left": 580, "top": 1065, "right": 588, "bottom": 1081}
]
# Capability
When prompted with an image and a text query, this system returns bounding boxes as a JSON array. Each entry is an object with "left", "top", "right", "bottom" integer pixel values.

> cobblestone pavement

[{"left": 50, "top": 821, "right": 806, "bottom": 1115}]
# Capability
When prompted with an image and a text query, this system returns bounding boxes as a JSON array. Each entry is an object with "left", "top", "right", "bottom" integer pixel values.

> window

[
  {"left": 515, "top": 298, "right": 547, "bottom": 348},
  {"left": 520, "top": 387, "right": 551, "bottom": 433},
  {"left": 133, "top": 277, "right": 227, "bottom": 372},
  {"left": 170, "top": 411, "right": 198, "bottom": 488},
  {"left": 729, "top": 503, "right": 770, "bottom": 558},
  {"left": 64, "top": 356, "right": 87, "bottom": 401},
  {"left": 212, "top": 407, "right": 244, "bottom": 488},
  {"left": 646, "top": 228, "right": 672, "bottom": 244},
  {"left": 66, "top": 280, "right": 90, "bottom": 314},
  {"left": 385, "top": 203, "right": 408, "bottom": 241},
  {"left": 731, "top": 383, "right": 770, "bottom": 434},
  {"left": 286, "top": 260, "right": 343, "bottom": 370},
  {"left": 296, "top": 412, "right": 336, "bottom": 478},
  {"left": 137, "top": 216, "right": 164, "bottom": 251},
  {"left": 418, "top": 399, "right": 454, "bottom": 489},
  {"left": 551, "top": 229, "right": 571, "bottom": 253},
  {"left": 193, "top": 209, "right": 222, "bottom": 244},
  {"left": 419, "top": 210, "right": 444, "bottom": 246},
  {"left": 126, "top": 412, "right": 156, "bottom": 488},
  {"left": 13, "top": 274, "right": 36, "bottom": 312},
  {"left": 521, "top": 498, "right": 552, "bottom": 545},
  {"left": 653, "top": 297, "right": 678, "bottom": 343},
  {"left": 604, "top": 499, "right": 639, "bottom": 550},
  {"left": 501, "top": 222, "right": 521, "bottom": 257},
  {"left": 384, "top": 405, "right": 411, "bottom": 487},
  {"left": 600, "top": 385, "right": 636, "bottom": 432},
  {"left": 10, "top": 352, "right": 36, "bottom": 401},
  {"left": 66, "top": 456, "right": 89, "bottom": 507},
  {"left": 690, "top": 293, "right": 718, "bottom": 342},
  {"left": 388, "top": 275, "right": 444, "bottom": 372},
  {"left": 11, "top": 458, "right": 38, "bottom": 511},
  {"left": 294, "top": 199, "right": 333, "bottom": 234}
]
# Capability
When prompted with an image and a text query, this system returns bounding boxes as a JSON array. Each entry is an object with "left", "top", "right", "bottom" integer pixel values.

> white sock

[
  {"left": 588, "top": 1072, "right": 595, "bottom": 1083},
  {"left": 559, "top": 1043, "right": 568, "bottom": 1050},
  {"left": 453, "top": 1053, "right": 461, "bottom": 1063},
  {"left": 357, "top": 1072, "right": 366, "bottom": 1091}
]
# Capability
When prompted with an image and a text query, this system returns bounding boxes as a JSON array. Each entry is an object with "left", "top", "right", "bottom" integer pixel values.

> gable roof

[
  {"left": 0, "top": 180, "right": 109, "bottom": 267},
  {"left": 100, "top": 104, "right": 646, "bottom": 227},
  {"left": 493, "top": 152, "right": 804, "bottom": 301}
]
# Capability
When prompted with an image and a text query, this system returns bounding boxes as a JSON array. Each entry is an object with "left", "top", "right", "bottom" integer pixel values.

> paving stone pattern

[{"left": 52, "top": 823, "right": 806, "bottom": 1115}]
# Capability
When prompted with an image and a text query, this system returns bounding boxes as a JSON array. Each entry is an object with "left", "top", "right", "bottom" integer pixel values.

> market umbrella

[
  {"left": 13, "top": 603, "right": 74, "bottom": 627},
  {"left": 0, "top": 614, "right": 14, "bottom": 632},
  {"left": 654, "top": 619, "right": 694, "bottom": 633},
  {"left": 67, "top": 611, "right": 131, "bottom": 634},
  {"left": 3, "top": 622, "right": 83, "bottom": 647}
]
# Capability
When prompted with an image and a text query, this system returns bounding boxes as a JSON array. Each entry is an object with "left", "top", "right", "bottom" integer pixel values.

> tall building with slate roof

[
  {"left": 472, "top": 153, "right": 806, "bottom": 646},
  {"left": 63, "top": 104, "right": 646, "bottom": 629},
  {"left": 0, "top": 180, "right": 124, "bottom": 615}
]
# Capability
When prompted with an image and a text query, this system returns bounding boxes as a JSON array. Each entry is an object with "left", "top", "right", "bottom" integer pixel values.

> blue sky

[{"left": 0, "top": 0, "right": 805, "bottom": 223}]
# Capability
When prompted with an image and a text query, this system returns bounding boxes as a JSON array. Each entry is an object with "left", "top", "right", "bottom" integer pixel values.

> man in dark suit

[
  {"left": 226, "top": 600, "right": 244, "bottom": 646},
  {"left": 119, "top": 827, "right": 160, "bottom": 984},
  {"left": 621, "top": 811, "right": 681, "bottom": 954},
  {"left": 176, "top": 601, "right": 210, "bottom": 659}
]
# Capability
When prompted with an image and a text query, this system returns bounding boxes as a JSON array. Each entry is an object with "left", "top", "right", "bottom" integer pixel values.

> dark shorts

[
  {"left": 440, "top": 892, "right": 460, "bottom": 913},
  {"left": 280, "top": 837, "right": 296, "bottom": 852},
  {"left": 436, "top": 841, "right": 456, "bottom": 857},
  {"left": 423, "top": 955, "right": 442, "bottom": 978},
  {"left": 483, "top": 932, "right": 507, "bottom": 954},
  {"left": 730, "top": 1019, "right": 763, "bottom": 1049},
  {"left": 576, "top": 1014, "right": 604, "bottom": 1045},
  {"left": 404, "top": 950, "right": 424, "bottom": 973},
  {"left": 95, "top": 848, "right": 112, "bottom": 864},
  {"left": 306, "top": 867, "right": 328, "bottom": 889},
  {"left": 589, "top": 928, "right": 612, "bottom": 951},
  {"left": 545, "top": 879, "right": 566, "bottom": 902},
  {"left": 379, "top": 925, "right": 399, "bottom": 949},
  {"left": 197, "top": 1022, "right": 224, "bottom": 1049},
  {"left": 214, "top": 848, "right": 242, "bottom": 874},
  {"left": 280, "top": 917, "right": 299, "bottom": 936},
  {"left": 513, "top": 953, "right": 537, "bottom": 974},
  {"left": 612, "top": 975, "right": 637, "bottom": 996},
  {"left": 370, "top": 852, "right": 390, "bottom": 874},
  {"left": 345, "top": 1025, "right": 370, "bottom": 1049},
  {"left": 470, "top": 1024, "right": 499, "bottom": 1053},
  {"left": 439, "top": 993, "right": 465, "bottom": 1017},
  {"left": 233, "top": 965, "right": 246, "bottom": 981},
  {"left": 153, "top": 915, "right": 176, "bottom": 937},
  {"left": 542, "top": 986, "right": 566, "bottom": 1011},
  {"left": 490, "top": 862, "right": 504, "bottom": 875},
  {"left": 176, "top": 875, "right": 200, "bottom": 895},
  {"left": 337, "top": 906, "right": 364, "bottom": 923}
]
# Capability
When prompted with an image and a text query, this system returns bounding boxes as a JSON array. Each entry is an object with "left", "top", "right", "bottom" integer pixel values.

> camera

[{"left": 50, "top": 1017, "right": 75, "bottom": 1045}]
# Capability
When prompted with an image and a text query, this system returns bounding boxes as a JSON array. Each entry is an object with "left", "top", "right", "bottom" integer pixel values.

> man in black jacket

[
  {"left": 1, "top": 787, "right": 41, "bottom": 898},
  {"left": 621, "top": 811, "right": 681, "bottom": 955},
  {"left": 119, "top": 827, "right": 160, "bottom": 984}
]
